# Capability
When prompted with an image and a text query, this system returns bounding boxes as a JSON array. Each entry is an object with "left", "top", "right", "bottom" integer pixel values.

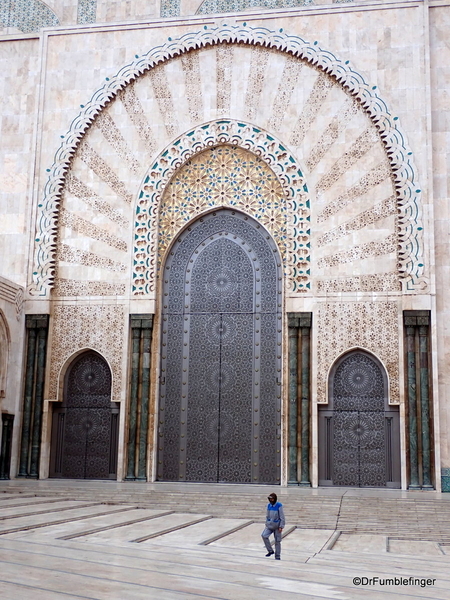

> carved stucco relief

[
  {"left": 48, "top": 305, "right": 125, "bottom": 402},
  {"left": 135, "top": 121, "right": 310, "bottom": 295},
  {"left": 31, "top": 25, "right": 425, "bottom": 298},
  {"left": 316, "top": 302, "right": 400, "bottom": 405}
]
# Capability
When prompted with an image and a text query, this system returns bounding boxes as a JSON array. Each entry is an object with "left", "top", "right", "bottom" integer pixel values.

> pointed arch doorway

[
  {"left": 318, "top": 350, "right": 401, "bottom": 488},
  {"left": 50, "top": 351, "right": 119, "bottom": 479},
  {"left": 157, "top": 209, "right": 282, "bottom": 484}
]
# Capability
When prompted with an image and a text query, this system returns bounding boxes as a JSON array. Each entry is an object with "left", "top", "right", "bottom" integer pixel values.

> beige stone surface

[
  {"left": 0, "top": 0, "right": 448, "bottom": 489},
  {"left": 0, "top": 487, "right": 450, "bottom": 599},
  {"left": 430, "top": 6, "right": 450, "bottom": 470}
]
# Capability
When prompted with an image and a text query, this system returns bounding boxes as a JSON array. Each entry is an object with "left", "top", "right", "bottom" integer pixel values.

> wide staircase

[{"left": 1, "top": 480, "right": 450, "bottom": 598}]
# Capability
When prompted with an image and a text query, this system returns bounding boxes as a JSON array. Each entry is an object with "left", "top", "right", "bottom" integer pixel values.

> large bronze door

[
  {"left": 50, "top": 351, "right": 119, "bottom": 479},
  {"left": 157, "top": 210, "right": 282, "bottom": 483},
  {"left": 319, "top": 351, "right": 400, "bottom": 487}
]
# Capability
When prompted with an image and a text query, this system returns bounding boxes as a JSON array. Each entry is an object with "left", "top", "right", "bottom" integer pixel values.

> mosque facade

[{"left": 0, "top": 0, "right": 449, "bottom": 491}]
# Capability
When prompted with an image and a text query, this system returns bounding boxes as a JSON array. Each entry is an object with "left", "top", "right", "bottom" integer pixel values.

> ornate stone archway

[
  {"left": 134, "top": 124, "right": 310, "bottom": 295},
  {"left": 31, "top": 24, "right": 425, "bottom": 298}
]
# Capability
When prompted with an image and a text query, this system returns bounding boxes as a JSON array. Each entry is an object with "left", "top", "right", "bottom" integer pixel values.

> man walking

[{"left": 261, "top": 492, "right": 285, "bottom": 560}]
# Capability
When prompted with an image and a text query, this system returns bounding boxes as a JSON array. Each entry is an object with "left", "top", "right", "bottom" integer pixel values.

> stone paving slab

[
  {"left": 0, "top": 500, "right": 96, "bottom": 519},
  {"left": 0, "top": 545, "right": 314, "bottom": 600},
  {"left": 1, "top": 507, "right": 151, "bottom": 540},
  {"left": 145, "top": 518, "right": 245, "bottom": 546},
  {"left": 333, "top": 533, "right": 388, "bottom": 553},
  {"left": 209, "top": 522, "right": 265, "bottom": 549},
  {"left": 0, "top": 504, "right": 118, "bottom": 534},
  {"left": 1, "top": 484, "right": 450, "bottom": 598},
  {"left": 388, "top": 539, "right": 443, "bottom": 556},
  {"left": 281, "top": 528, "right": 335, "bottom": 553},
  {"left": 0, "top": 539, "right": 446, "bottom": 600},
  {"left": 0, "top": 496, "right": 62, "bottom": 508},
  {"left": 78, "top": 512, "right": 210, "bottom": 545},
  {"left": 0, "top": 580, "right": 87, "bottom": 600}
]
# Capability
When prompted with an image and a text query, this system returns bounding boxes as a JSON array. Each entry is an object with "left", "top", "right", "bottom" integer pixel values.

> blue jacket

[{"left": 266, "top": 501, "right": 285, "bottom": 528}]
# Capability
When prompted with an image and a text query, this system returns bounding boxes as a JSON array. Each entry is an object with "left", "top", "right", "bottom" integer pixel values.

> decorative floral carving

[
  {"left": 57, "top": 243, "right": 127, "bottom": 272},
  {"left": 133, "top": 120, "right": 310, "bottom": 294},
  {"left": 48, "top": 305, "right": 125, "bottom": 401},
  {"left": 59, "top": 208, "right": 127, "bottom": 252},
  {"left": 318, "top": 233, "right": 397, "bottom": 268},
  {"left": 316, "top": 302, "right": 400, "bottom": 404},
  {"left": 65, "top": 173, "right": 129, "bottom": 228},
  {"left": 53, "top": 279, "right": 126, "bottom": 297},
  {"left": 78, "top": 142, "right": 133, "bottom": 203},
  {"left": 316, "top": 161, "right": 392, "bottom": 224},
  {"left": 94, "top": 112, "right": 141, "bottom": 174},
  {"left": 317, "top": 196, "right": 397, "bottom": 248},
  {"left": 317, "top": 273, "right": 400, "bottom": 293},
  {"left": 290, "top": 74, "right": 335, "bottom": 146},
  {"left": 31, "top": 25, "right": 425, "bottom": 296}
]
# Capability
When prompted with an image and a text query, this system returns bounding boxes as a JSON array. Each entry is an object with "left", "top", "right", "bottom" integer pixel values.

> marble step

[{"left": 1, "top": 537, "right": 448, "bottom": 600}]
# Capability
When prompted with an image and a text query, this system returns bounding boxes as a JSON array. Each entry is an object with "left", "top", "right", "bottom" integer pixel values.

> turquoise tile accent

[
  {"left": 442, "top": 468, "right": 450, "bottom": 492},
  {"left": 161, "top": 0, "right": 180, "bottom": 17},
  {"left": 0, "top": 0, "right": 59, "bottom": 33},
  {"left": 197, "top": 0, "right": 314, "bottom": 13},
  {"left": 78, "top": 0, "right": 97, "bottom": 24}
]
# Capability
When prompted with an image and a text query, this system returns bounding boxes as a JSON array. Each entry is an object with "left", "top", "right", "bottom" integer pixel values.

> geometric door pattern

[
  {"left": 157, "top": 209, "right": 282, "bottom": 484},
  {"left": 50, "top": 351, "right": 119, "bottom": 479},
  {"left": 319, "top": 351, "right": 400, "bottom": 488}
]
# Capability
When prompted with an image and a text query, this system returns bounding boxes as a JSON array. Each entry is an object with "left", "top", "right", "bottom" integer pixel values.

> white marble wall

[
  {"left": 0, "top": 298, "right": 26, "bottom": 478},
  {"left": 430, "top": 6, "right": 450, "bottom": 471},
  {"left": 0, "top": 38, "right": 40, "bottom": 286},
  {"left": 0, "top": 1, "right": 447, "bottom": 483}
]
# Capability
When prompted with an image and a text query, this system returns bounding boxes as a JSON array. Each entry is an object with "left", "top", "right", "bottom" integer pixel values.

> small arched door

[
  {"left": 319, "top": 350, "right": 400, "bottom": 488},
  {"left": 50, "top": 351, "right": 119, "bottom": 479}
]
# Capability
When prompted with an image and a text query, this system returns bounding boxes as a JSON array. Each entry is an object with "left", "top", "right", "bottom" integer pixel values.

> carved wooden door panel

[
  {"left": 50, "top": 352, "right": 119, "bottom": 479},
  {"left": 158, "top": 210, "right": 282, "bottom": 484},
  {"left": 319, "top": 351, "right": 400, "bottom": 488}
]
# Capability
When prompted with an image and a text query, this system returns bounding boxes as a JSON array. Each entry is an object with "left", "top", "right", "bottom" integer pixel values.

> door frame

[
  {"left": 49, "top": 349, "right": 119, "bottom": 479},
  {"left": 318, "top": 348, "right": 401, "bottom": 488},
  {"left": 150, "top": 207, "right": 285, "bottom": 484}
]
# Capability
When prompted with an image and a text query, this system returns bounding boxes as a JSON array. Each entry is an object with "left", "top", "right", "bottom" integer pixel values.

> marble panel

[
  {"left": 209, "top": 522, "right": 265, "bottom": 549},
  {"left": 332, "top": 533, "right": 387, "bottom": 553},
  {"left": 146, "top": 518, "right": 246, "bottom": 546},
  {"left": 281, "top": 528, "right": 335, "bottom": 553},
  {"left": 79, "top": 512, "right": 210, "bottom": 544},
  {"left": 0, "top": 503, "right": 121, "bottom": 533},
  {"left": 3, "top": 508, "right": 162, "bottom": 541},
  {"left": 389, "top": 539, "right": 443, "bottom": 557},
  {"left": 0, "top": 499, "right": 91, "bottom": 519}
]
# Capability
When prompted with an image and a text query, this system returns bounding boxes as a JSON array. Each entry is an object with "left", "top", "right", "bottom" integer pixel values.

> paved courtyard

[{"left": 0, "top": 480, "right": 450, "bottom": 599}]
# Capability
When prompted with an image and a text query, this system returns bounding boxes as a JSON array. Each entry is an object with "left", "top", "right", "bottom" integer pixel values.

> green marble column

[
  {"left": 126, "top": 315, "right": 153, "bottom": 481},
  {"left": 300, "top": 315, "right": 311, "bottom": 486},
  {"left": 0, "top": 415, "right": 14, "bottom": 479},
  {"left": 29, "top": 325, "right": 48, "bottom": 477},
  {"left": 419, "top": 321, "right": 432, "bottom": 489},
  {"left": 137, "top": 325, "right": 152, "bottom": 480},
  {"left": 405, "top": 323, "right": 420, "bottom": 490},
  {"left": 18, "top": 326, "right": 36, "bottom": 477},
  {"left": 288, "top": 315, "right": 299, "bottom": 485},
  {"left": 125, "top": 326, "right": 141, "bottom": 480},
  {"left": 18, "top": 315, "right": 49, "bottom": 478}
]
